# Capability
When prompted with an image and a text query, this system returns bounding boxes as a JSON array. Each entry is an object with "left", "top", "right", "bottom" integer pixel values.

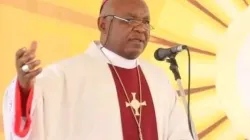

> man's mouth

[{"left": 129, "top": 38, "right": 144, "bottom": 43}]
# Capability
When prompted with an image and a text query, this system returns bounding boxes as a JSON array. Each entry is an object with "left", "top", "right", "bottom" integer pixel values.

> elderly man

[{"left": 2, "top": 0, "right": 193, "bottom": 139}]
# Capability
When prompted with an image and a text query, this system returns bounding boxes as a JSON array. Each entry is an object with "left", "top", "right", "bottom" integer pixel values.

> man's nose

[{"left": 133, "top": 24, "right": 149, "bottom": 33}]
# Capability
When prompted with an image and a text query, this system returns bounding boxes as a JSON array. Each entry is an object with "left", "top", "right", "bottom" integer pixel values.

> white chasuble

[{"left": 2, "top": 41, "right": 193, "bottom": 140}]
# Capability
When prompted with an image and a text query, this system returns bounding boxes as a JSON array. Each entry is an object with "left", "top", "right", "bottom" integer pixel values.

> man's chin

[{"left": 125, "top": 48, "right": 144, "bottom": 59}]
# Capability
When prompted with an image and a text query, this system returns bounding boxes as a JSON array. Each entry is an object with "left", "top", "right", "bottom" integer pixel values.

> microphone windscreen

[{"left": 154, "top": 48, "right": 166, "bottom": 61}]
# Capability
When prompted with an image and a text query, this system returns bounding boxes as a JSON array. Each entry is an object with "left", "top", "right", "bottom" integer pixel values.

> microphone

[{"left": 154, "top": 45, "right": 187, "bottom": 61}]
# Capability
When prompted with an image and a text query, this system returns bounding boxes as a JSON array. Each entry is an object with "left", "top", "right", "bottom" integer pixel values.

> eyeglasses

[{"left": 102, "top": 15, "right": 154, "bottom": 30}]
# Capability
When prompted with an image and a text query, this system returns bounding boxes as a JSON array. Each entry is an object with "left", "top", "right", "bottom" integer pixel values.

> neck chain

[{"left": 100, "top": 47, "right": 144, "bottom": 140}]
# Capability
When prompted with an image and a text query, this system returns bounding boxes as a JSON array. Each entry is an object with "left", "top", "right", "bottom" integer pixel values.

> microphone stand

[{"left": 166, "top": 54, "right": 199, "bottom": 140}]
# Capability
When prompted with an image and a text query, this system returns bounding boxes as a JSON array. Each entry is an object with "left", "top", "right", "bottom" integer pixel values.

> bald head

[
  {"left": 99, "top": 0, "right": 113, "bottom": 16},
  {"left": 97, "top": 0, "right": 151, "bottom": 59},
  {"left": 100, "top": 0, "right": 149, "bottom": 17}
]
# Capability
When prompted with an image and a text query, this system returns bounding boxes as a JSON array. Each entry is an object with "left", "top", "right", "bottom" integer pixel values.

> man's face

[{"left": 103, "top": 0, "right": 151, "bottom": 59}]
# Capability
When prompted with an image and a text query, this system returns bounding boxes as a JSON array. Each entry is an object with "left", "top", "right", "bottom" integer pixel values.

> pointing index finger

[
  {"left": 23, "top": 41, "right": 38, "bottom": 56},
  {"left": 27, "top": 41, "right": 38, "bottom": 54},
  {"left": 30, "top": 41, "right": 37, "bottom": 52}
]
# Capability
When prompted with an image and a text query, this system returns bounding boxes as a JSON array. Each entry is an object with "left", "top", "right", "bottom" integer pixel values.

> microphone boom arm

[
  {"left": 167, "top": 53, "right": 181, "bottom": 80},
  {"left": 166, "top": 53, "right": 199, "bottom": 140}
]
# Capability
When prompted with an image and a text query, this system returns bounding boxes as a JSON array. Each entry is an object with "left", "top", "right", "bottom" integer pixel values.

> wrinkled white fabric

[{"left": 2, "top": 41, "right": 193, "bottom": 140}]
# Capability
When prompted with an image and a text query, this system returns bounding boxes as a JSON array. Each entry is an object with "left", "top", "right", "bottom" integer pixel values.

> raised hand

[{"left": 15, "top": 41, "right": 42, "bottom": 94}]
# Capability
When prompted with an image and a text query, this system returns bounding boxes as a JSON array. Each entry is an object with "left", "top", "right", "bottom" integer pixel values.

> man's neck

[
  {"left": 94, "top": 41, "right": 137, "bottom": 69},
  {"left": 101, "top": 47, "right": 137, "bottom": 69}
]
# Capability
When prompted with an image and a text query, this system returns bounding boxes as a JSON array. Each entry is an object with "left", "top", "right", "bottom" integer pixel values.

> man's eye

[
  {"left": 126, "top": 18, "right": 134, "bottom": 22},
  {"left": 143, "top": 20, "right": 150, "bottom": 24}
]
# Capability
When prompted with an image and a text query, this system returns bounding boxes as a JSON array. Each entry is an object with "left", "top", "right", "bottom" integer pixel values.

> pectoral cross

[{"left": 125, "top": 92, "right": 147, "bottom": 116}]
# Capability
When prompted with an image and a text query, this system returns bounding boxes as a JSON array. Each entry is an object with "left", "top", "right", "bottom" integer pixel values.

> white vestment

[{"left": 2, "top": 41, "right": 193, "bottom": 140}]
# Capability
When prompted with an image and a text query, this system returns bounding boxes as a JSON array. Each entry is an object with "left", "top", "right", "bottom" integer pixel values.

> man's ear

[{"left": 97, "top": 17, "right": 106, "bottom": 34}]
